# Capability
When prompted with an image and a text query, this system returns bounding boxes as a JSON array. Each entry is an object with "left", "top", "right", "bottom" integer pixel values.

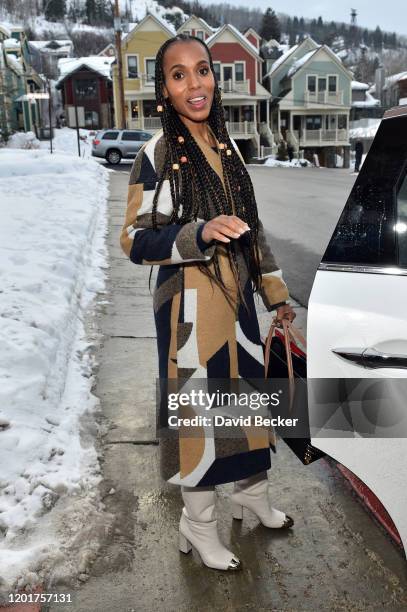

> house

[
  {"left": 28, "top": 40, "right": 74, "bottom": 79},
  {"left": 0, "top": 23, "right": 45, "bottom": 137},
  {"left": 263, "top": 37, "right": 353, "bottom": 167},
  {"left": 112, "top": 13, "right": 174, "bottom": 130},
  {"left": 177, "top": 15, "right": 214, "bottom": 40},
  {"left": 205, "top": 23, "right": 272, "bottom": 158},
  {"left": 382, "top": 71, "right": 407, "bottom": 108},
  {"left": 350, "top": 80, "right": 380, "bottom": 122},
  {"left": 56, "top": 56, "right": 115, "bottom": 129},
  {"left": 98, "top": 43, "right": 115, "bottom": 58}
]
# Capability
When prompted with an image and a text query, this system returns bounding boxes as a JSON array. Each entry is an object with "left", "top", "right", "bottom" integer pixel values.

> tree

[
  {"left": 260, "top": 8, "right": 281, "bottom": 42},
  {"left": 373, "top": 26, "right": 383, "bottom": 51},
  {"left": 43, "top": 0, "right": 66, "bottom": 21},
  {"left": 85, "top": 0, "right": 96, "bottom": 24}
]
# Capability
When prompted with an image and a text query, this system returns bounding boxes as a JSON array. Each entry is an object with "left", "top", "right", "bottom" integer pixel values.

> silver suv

[{"left": 91, "top": 129, "right": 153, "bottom": 164}]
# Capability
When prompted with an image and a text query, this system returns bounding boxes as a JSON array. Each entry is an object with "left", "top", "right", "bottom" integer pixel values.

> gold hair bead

[
  {"left": 226, "top": 149, "right": 232, "bottom": 156},
  {"left": 180, "top": 156, "right": 188, "bottom": 163},
  {"left": 172, "top": 163, "right": 180, "bottom": 170},
  {"left": 156, "top": 105, "right": 163, "bottom": 112},
  {"left": 218, "top": 143, "right": 226, "bottom": 150},
  {"left": 177, "top": 136, "right": 185, "bottom": 144}
]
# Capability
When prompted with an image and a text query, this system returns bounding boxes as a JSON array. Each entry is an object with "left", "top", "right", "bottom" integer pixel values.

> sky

[{"left": 200, "top": 0, "right": 407, "bottom": 37}]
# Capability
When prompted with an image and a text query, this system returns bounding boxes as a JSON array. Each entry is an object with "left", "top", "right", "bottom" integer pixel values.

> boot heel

[
  {"left": 179, "top": 531, "right": 192, "bottom": 554},
  {"left": 231, "top": 500, "right": 243, "bottom": 520}
]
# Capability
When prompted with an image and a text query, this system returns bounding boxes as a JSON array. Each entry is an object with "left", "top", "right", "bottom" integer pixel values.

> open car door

[{"left": 308, "top": 106, "right": 407, "bottom": 555}]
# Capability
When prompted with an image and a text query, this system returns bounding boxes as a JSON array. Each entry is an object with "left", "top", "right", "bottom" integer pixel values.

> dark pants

[{"left": 355, "top": 154, "right": 362, "bottom": 172}]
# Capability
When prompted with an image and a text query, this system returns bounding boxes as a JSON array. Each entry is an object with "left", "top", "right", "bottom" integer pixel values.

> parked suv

[{"left": 91, "top": 129, "right": 153, "bottom": 164}]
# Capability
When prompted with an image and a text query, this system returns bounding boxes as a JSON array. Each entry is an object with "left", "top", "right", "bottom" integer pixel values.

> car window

[
  {"left": 122, "top": 131, "right": 143, "bottom": 141},
  {"left": 322, "top": 116, "right": 407, "bottom": 268},
  {"left": 102, "top": 131, "right": 119, "bottom": 140},
  {"left": 141, "top": 132, "right": 152, "bottom": 141}
]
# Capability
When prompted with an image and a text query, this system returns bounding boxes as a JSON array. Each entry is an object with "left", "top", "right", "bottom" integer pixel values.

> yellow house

[{"left": 112, "top": 13, "right": 174, "bottom": 130}]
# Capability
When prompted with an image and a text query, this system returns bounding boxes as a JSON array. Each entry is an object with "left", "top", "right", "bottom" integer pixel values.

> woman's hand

[
  {"left": 201, "top": 215, "right": 250, "bottom": 244},
  {"left": 275, "top": 303, "right": 296, "bottom": 325}
]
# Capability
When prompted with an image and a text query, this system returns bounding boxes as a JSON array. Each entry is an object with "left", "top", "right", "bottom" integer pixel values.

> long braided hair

[{"left": 152, "top": 34, "right": 262, "bottom": 309}]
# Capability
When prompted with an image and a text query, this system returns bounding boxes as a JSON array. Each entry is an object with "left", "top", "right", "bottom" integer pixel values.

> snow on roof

[
  {"left": 264, "top": 44, "right": 298, "bottom": 79},
  {"left": 30, "top": 40, "right": 72, "bottom": 53},
  {"left": 206, "top": 24, "right": 259, "bottom": 56},
  {"left": 4, "top": 37, "right": 20, "bottom": 49},
  {"left": 0, "top": 22, "right": 12, "bottom": 37},
  {"left": 6, "top": 53, "right": 23, "bottom": 75},
  {"left": 383, "top": 71, "right": 407, "bottom": 89},
  {"left": 352, "top": 80, "right": 369, "bottom": 90},
  {"left": 349, "top": 119, "right": 381, "bottom": 139},
  {"left": 352, "top": 91, "right": 380, "bottom": 108},
  {"left": 336, "top": 49, "right": 348, "bottom": 59},
  {"left": 287, "top": 49, "right": 319, "bottom": 77},
  {"left": 57, "top": 56, "right": 115, "bottom": 83},
  {"left": 120, "top": 0, "right": 180, "bottom": 34}
]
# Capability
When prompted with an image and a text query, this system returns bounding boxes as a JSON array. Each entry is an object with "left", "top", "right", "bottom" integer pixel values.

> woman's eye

[
  {"left": 200, "top": 67, "right": 209, "bottom": 75},
  {"left": 173, "top": 71, "right": 183, "bottom": 80}
]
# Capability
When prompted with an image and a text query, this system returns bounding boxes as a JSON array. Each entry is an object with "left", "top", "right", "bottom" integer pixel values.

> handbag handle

[{"left": 264, "top": 318, "right": 306, "bottom": 379}]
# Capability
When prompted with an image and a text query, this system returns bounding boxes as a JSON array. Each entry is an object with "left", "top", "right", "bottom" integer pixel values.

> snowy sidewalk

[{"left": 0, "top": 149, "right": 109, "bottom": 598}]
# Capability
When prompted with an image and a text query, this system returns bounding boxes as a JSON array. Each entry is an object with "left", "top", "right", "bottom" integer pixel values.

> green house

[{"left": 263, "top": 37, "right": 353, "bottom": 167}]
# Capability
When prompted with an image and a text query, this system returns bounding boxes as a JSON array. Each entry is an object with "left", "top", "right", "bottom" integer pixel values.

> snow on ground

[
  {"left": 40, "top": 127, "right": 95, "bottom": 158},
  {"left": 261, "top": 157, "right": 312, "bottom": 168},
  {"left": 0, "top": 145, "right": 111, "bottom": 594}
]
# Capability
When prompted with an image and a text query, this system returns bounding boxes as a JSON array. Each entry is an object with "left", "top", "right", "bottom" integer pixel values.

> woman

[{"left": 120, "top": 34, "right": 296, "bottom": 571}]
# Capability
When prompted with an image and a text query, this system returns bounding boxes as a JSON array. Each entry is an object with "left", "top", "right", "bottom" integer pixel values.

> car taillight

[{"left": 93, "top": 139, "right": 100, "bottom": 146}]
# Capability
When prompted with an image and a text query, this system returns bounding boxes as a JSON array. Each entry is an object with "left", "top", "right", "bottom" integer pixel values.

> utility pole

[
  {"left": 47, "top": 78, "right": 53, "bottom": 154},
  {"left": 114, "top": 0, "right": 126, "bottom": 129}
]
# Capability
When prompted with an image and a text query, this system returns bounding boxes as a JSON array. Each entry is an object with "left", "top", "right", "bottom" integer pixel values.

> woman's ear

[{"left": 163, "top": 84, "right": 169, "bottom": 99}]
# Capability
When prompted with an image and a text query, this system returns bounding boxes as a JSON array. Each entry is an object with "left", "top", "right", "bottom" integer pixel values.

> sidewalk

[{"left": 49, "top": 171, "right": 407, "bottom": 611}]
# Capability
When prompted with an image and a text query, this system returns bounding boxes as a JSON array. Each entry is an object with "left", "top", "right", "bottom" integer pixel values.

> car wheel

[{"left": 106, "top": 149, "right": 122, "bottom": 165}]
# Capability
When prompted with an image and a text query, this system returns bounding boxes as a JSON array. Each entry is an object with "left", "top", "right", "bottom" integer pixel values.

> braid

[{"left": 153, "top": 34, "right": 263, "bottom": 305}]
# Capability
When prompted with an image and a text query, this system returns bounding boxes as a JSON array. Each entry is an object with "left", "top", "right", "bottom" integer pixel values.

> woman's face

[{"left": 162, "top": 40, "right": 215, "bottom": 124}]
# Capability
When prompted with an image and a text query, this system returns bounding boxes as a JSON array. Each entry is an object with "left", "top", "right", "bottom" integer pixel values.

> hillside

[{"left": 0, "top": 0, "right": 406, "bottom": 81}]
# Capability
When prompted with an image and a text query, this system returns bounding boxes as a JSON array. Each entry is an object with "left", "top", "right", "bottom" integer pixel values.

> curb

[{"left": 335, "top": 462, "right": 402, "bottom": 548}]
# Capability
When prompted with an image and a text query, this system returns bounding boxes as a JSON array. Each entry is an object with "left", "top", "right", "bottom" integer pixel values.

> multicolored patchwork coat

[{"left": 120, "top": 127, "right": 290, "bottom": 487}]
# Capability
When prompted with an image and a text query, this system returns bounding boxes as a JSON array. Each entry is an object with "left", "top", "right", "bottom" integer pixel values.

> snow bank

[
  {"left": 262, "top": 157, "right": 312, "bottom": 168},
  {"left": 0, "top": 149, "right": 110, "bottom": 593},
  {"left": 7, "top": 131, "right": 40, "bottom": 150},
  {"left": 349, "top": 119, "right": 381, "bottom": 139}
]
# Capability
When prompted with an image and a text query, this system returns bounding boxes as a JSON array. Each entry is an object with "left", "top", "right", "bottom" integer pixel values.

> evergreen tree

[
  {"left": 44, "top": 0, "right": 66, "bottom": 21},
  {"left": 260, "top": 7, "right": 281, "bottom": 42},
  {"left": 85, "top": 0, "right": 96, "bottom": 24},
  {"left": 373, "top": 26, "right": 383, "bottom": 50}
]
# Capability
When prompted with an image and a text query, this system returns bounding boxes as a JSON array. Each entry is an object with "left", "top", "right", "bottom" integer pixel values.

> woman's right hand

[{"left": 201, "top": 215, "right": 250, "bottom": 244}]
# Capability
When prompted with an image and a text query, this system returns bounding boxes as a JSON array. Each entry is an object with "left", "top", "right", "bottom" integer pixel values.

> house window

[
  {"left": 213, "top": 62, "right": 221, "bottom": 82},
  {"left": 329, "top": 76, "right": 338, "bottom": 92},
  {"left": 146, "top": 59, "right": 155, "bottom": 82},
  {"left": 305, "top": 115, "right": 322, "bottom": 130},
  {"left": 127, "top": 55, "right": 138, "bottom": 79},
  {"left": 183, "top": 29, "right": 191, "bottom": 35},
  {"left": 74, "top": 79, "right": 97, "bottom": 99},
  {"left": 307, "top": 75, "right": 316, "bottom": 93},
  {"left": 318, "top": 77, "right": 326, "bottom": 92},
  {"left": 85, "top": 110, "right": 98, "bottom": 128},
  {"left": 235, "top": 62, "right": 244, "bottom": 81},
  {"left": 195, "top": 30, "right": 204, "bottom": 40}
]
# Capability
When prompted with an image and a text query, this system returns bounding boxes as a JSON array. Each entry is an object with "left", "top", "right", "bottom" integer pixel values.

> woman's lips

[{"left": 186, "top": 96, "right": 207, "bottom": 109}]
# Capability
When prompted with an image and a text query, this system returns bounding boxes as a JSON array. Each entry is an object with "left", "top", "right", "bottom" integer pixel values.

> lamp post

[{"left": 114, "top": 0, "right": 126, "bottom": 129}]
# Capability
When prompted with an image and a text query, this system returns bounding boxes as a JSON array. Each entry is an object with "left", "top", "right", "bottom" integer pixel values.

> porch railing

[
  {"left": 293, "top": 128, "right": 348, "bottom": 144},
  {"left": 128, "top": 117, "right": 162, "bottom": 130},
  {"left": 226, "top": 121, "right": 256, "bottom": 135},
  {"left": 304, "top": 91, "right": 344, "bottom": 106},
  {"left": 220, "top": 79, "right": 250, "bottom": 94}
]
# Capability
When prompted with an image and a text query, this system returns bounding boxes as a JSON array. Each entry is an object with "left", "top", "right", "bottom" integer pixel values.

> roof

[
  {"left": 352, "top": 80, "right": 370, "bottom": 90},
  {"left": 264, "top": 45, "right": 298, "bottom": 78},
  {"left": 352, "top": 91, "right": 380, "bottom": 108},
  {"left": 206, "top": 23, "right": 260, "bottom": 58},
  {"left": 56, "top": 56, "right": 115, "bottom": 85},
  {"left": 287, "top": 49, "right": 319, "bottom": 78},
  {"left": 29, "top": 39, "right": 72, "bottom": 54},
  {"left": 122, "top": 12, "right": 175, "bottom": 44},
  {"left": 3, "top": 37, "right": 20, "bottom": 49},
  {"left": 383, "top": 71, "right": 407, "bottom": 90},
  {"left": 178, "top": 14, "right": 215, "bottom": 34},
  {"left": 5, "top": 52, "right": 23, "bottom": 75}
]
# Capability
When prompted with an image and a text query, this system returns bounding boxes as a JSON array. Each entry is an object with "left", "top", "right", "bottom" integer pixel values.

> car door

[
  {"left": 307, "top": 106, "right": 407, "bottom": 553},
  {"left": 120, "top": 130, "right": 143, "bottom": 157}
]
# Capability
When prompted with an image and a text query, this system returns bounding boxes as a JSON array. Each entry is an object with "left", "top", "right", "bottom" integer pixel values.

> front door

[{"left": 308, "top": 107, "right": 407, "bottom": 553}]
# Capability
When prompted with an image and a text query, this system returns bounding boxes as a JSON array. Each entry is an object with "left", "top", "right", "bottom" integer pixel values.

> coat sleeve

[
  {"left": 229, "top": 137, "right": 290, "bottom": 311},
  {"left": 119, "top": 143, "right": 216, "bottom": 266},
  {"left": 256, "top": 218, "right": 290, "bottom": 311}
]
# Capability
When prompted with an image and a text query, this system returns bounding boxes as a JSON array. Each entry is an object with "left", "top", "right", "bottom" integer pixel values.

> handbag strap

[
  {"left": 264, "top": 318, "right": 294, "bottom": 381},
  {"left": 264, "top": 321, "right": 277, "bottom": 379},
  {"left": 286, "top": 322, "right": 307, "bottom": 349}
]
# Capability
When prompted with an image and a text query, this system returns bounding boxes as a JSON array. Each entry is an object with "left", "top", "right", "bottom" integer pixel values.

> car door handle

[{"left": 332, "top": 347, "right": 407, "bottom": 369}]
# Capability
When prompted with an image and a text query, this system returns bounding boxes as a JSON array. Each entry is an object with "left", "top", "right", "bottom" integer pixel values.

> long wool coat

[{"left": 120, "top": 127, "right": 290, "bottom": 487}]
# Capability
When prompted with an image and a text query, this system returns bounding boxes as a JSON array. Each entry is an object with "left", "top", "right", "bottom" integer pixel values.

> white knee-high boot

[
  {"left": 179, "top": 486, "right": 241, "bottom": 570},
  {"left": 230, "top": 471, "right": 294, "bottom": 529}
]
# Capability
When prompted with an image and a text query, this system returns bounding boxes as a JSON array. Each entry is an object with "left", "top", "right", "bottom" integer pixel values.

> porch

[{"left": 272, "top": 110, "right": 350, "bottom": 149}]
